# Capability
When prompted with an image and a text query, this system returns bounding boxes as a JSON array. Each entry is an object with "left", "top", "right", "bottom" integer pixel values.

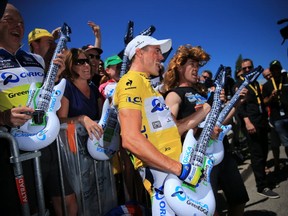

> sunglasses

[
  {"left": 74, "top": 58, "right": 90, "bottom": 65},
  {"left": 88, "top": 54, "right": 101, "bottom": 60},
  {"left": 202, "top": 75, "right": 209, "bottom": 79},
  {"left": 242, "top": 66, "right": 253, "bottom": 71}
]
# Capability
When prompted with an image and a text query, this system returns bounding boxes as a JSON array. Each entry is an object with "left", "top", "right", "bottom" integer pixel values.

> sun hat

[
  {"left": 124, "top": 35, "right": 172, "bottom": 60},
  {"left": 28, "top": 28, "right": 53, "bottom": 44},
  {"left": 82, "top": 44, "right": 103, "bottom": 55},
  {"left": 104, "top": 55, "right": 122, "bottom": 69}
]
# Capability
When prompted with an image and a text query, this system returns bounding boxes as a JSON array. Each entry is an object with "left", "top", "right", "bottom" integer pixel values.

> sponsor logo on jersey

[
  {"left": 0, "top": 71, "right": 44, "bottom": 85},
  {"left": 127, "top": 96, "right": 142, "bottom": 105},
  {"left": 125, "top": 79, "right": 136, "bottom": 90},
  {"left": 151, "top": 98, "right": 167, "bottom": 113}
]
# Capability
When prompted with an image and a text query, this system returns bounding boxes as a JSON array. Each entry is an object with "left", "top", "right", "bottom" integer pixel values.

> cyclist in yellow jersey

[
  {"left": 114, "top": 70, "right": 182, "bottom": 169},
  {"left": 113, "top": 35, "right": 215, "bottom": 215}
]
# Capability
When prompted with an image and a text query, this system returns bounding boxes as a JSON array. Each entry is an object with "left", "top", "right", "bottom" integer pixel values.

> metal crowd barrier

[
  {"left": 0, "top": 129, "right": 48, "bottom": 216},
  {"left": 3, "top": 123, "right": 151, "bottom": 216},
  {"left": 57, "top": 123, "right": 118, "bottom": 216}
]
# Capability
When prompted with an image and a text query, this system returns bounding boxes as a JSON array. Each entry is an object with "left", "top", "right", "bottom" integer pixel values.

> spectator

[
  {"left": 199, "top": 69, "right": 213, "bottom": 82},
  {"left": 57, "top": 48, "right": 104, "bottom": 215},
  {"left": 199, "top": 69, "right": 214, "bottom": 88},
  {"left": 262, "top": 61, "right": 288, "bottom": 172},
  {"left": 82, "top": 44, "right": 103, "bottom": 86},
  {"left": 82, "top": 21, "right": 103, "bottom": 87},
  {"left": 98, "top": 54, "right": 122, "bottom": 98},
  {"left": 224, "top": 66, "right": 236, "bottom": 100},
  {"left": 98, "top": 58, "right": 105, "bottom": 77},
  {"left": 261, "top": 68, "right": 282, "bottom": 177},
  {"left": 163, "top": 44, "right": 249, "bottom": 216},
  {"left": 28, "top": 26, "right": 79, "bottom": 215},
  {"left": 0, "top": 3, "right": 77, "bottom": 215},
  {"left": 28, "top": 26, "right": 62, "bottom": 70},
  {"left": 58, "top": 48, "right": 103, "bottom": 141},
  {"left": 235, "top": 58, "right": 279, "bottom": 199}
]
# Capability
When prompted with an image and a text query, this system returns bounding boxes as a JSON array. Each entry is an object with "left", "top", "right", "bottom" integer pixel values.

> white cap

[{"left": 124, "top": 35, "right": 172, "bottom": 60}]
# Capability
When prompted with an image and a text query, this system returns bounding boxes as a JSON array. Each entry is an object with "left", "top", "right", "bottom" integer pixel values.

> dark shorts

[{"left": 211, "top": 148, "right": 249, "bottom": 206}]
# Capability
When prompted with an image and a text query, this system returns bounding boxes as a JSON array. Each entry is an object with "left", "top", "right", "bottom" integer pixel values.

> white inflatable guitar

[
  {"left": 87, "top": 22, "right": 156, "bottom": 160},
  {"left": 206, "top": 65, "right": 264, "bottom": 165},
  {"left": 11, "top": 23, "right": 71, "bottom": 151},
  {"left": 164, "top": 65, "right": 226, "bottom": 216},
  {"left": 87, "top": 98, "right": 120, "bottom": 160}
]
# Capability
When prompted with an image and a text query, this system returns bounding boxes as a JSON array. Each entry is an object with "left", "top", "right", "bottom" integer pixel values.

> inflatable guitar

[
  {"left": 206, "top": 65, "right": 264, "bottom": 165},
  {"left": 11, "top": 23, "right": 71, "bottom": 151},
  {"left": 87, "top": 22, "right": 156, "bottom": 160},
  {"left": 164, "top": 65, "right": 226, "bottom": 216},
  {"left": 87, "top": 97, "right": 120, "bottom": 160}
]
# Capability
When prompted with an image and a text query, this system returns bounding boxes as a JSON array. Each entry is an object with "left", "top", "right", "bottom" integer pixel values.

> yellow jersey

[{"left": 113, "top": 71, "right": 182, "bottom": 169}]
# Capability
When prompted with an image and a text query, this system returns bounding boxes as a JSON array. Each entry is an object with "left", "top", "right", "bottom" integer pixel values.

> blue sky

[{"left": 10, "top": 0, "right": 288, "bottom": 79}]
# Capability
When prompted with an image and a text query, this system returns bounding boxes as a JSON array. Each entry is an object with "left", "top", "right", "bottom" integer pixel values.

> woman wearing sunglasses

[
  {"left": 58, "top": 48, "right": 103, "bottom": 140},
  {"left": 57, "top": 48, "right": 104, "bottom": 214}
]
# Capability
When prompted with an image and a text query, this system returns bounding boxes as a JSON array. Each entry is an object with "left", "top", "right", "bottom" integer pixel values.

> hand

[
  {"left": 211, "top": 125, "right": 222, "bottom": 140},
  {"left": 246, "top": 121, "right": 256, "bottom": 134},
  {"left": 178, "top": 164, "right": 202, "bottom": 186},
  {"left": 271, "top": 89, "right": 278, "bottom": 98},
  {"left": 80, "top": 115, "right": 104, "bottom": 140},
  {"left": 0, "top": 106, "right": 34, "bottom": 127},
  {"left": 87, "top": 21, "right": 101, "bottom": 37},
  {"left": 51, "top": 27, "right": 61, "bottom": 40}
]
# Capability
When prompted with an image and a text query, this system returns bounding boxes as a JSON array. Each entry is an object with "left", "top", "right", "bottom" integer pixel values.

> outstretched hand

[{"left": 87, "top": 21, "right": 101, "bottom": 37}]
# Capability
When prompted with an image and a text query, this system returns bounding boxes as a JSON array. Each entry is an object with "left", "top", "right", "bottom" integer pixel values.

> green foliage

[{"left": 234, "top": 54, "right": 243, "bottom": 78}]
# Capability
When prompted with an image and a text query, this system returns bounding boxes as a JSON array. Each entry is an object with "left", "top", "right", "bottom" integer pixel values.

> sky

[{"left": 9, "top": 0, "right": 288, "bottom": 80}]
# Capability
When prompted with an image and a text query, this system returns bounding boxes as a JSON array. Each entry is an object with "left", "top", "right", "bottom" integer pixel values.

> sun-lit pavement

[{"left": 217, "top": 146, "right": 288, "bottom": 216}]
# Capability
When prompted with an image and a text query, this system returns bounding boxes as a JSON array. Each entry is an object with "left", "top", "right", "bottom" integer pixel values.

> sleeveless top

[{"left": 166, "top": 86, "right": 208, "bottom": 120}]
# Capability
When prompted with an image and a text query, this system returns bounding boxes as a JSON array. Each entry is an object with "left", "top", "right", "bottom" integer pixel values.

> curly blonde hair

[{"left": 162, "top": 45, "right": 210, "bottom": 93}]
